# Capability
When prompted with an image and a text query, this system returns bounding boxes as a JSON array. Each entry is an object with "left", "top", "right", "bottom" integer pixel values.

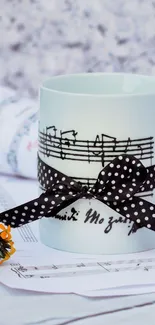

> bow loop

[{"left": 95, "top": 155, "right": 147, "bottom": 202}]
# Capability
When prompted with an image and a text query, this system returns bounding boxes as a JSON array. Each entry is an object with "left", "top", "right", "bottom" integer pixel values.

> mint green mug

[{"left": 39, "top": 73, "right": 155, "bottom": 254}]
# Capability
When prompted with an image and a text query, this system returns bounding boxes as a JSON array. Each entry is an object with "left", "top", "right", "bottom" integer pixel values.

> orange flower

[{"left": 0, "top": 223, "right": 16, "bottom": 265}]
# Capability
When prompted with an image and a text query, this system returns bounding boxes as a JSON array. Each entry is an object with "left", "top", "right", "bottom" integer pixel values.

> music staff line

[
  {"left": 39, "top": 144, "right": 153, "bottom": 159},
  {"left": 12, "top": 257, "right": 155, "bottom": 271},
  {"left": 11, "top": 262, "right": 155, "bottom": 279},
  {"left": 38, "top": 127, "right": 154, "bottom": 165},
  {"left": 39, "top": 132, "right": 154, "bottom": 153},
  {"left": 39, "top": 132, "right": 154, "bottom": 149},
  {"left": 17, "top": 224, "right": 38, "bottom": 243},
  {"left": 39, "top": 149, "right": 154, "bottom": 164},
  {"left": 39, "top": 126, "right": 153, "bottom": 146}
]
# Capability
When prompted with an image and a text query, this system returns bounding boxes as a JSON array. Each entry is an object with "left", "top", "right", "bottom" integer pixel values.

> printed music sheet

[
  {"left": 2, "top": 236, "right": 155, "bottom": 295},
  {"left": 0, "top": 174, "right": 155, "bottom": 295},
  {"left": 0, "top": 90, "right": 38, "bottom": 179}
]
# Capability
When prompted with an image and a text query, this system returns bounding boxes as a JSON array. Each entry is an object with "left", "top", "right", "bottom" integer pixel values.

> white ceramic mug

[{"left": 39, "top": 73, "right": 155, "bottom": 254}]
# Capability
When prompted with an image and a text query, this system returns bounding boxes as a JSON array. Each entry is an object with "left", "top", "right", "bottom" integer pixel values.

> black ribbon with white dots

[{"left": 1, "top": 154, "right": 155, "bottom": 230}]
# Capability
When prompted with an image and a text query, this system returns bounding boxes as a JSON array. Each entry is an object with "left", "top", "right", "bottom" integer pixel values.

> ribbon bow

[{"left": 0, "top": 154, "right": 155, "bottom": 231}]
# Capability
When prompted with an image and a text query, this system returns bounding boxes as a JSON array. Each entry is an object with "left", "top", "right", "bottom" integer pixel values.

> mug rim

[{"left": 40, "top": 72, "right": 155, "bottom": 98}]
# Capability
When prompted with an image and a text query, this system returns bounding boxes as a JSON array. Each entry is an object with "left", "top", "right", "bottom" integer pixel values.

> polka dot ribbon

[{"left": 1, "top": 154, "right": 155, "bottom": 231}]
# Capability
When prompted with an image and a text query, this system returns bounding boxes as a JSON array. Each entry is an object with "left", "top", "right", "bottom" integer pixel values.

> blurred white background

[{"left": 1, "top": 0, "right": 155, "bottom": 98}]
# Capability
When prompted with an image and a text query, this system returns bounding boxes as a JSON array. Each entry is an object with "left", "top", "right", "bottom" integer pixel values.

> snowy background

[{"left": 1, "top": 0, "right": 155, "bottom": 98}]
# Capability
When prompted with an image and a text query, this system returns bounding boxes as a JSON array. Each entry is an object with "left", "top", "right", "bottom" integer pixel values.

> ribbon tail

[
  {"left": 103, "top": 196, "right": 155, "bottom": 231},
  {"left": 0, "top": 191, "right": 81, "bottom": 228},
  {"left": 0, "top": 196, "right": 47, "bottom": 228},
  {"left": 123, "top": 196, "right": 155, "bottom": 231}
]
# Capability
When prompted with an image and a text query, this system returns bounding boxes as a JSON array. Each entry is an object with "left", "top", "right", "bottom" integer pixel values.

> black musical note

[
  {"left": 40, "top": 275, "right": 51, "bottom": 279},
  {"left": 51, "top": 265, "right": 58, "bottom": 270},
  {"left": 26, "top": 274, "right": 35, "bottom": 278},
  {"left": 76, "top": 263, "right": 85, "bottom": 267},
  {"left": 38, "top": 127, "right": 154, "bottom": 167},
  {"left": 58, "top": 135, "right": 66, "bottom": 159},
  {"left": 94, "top": 135, "right": 101, "bottom": 156},
  {"left": 60, "top": 130, "right": 77, "bottom": 146},
  {"left": 41, "top": 127, "right": 57, "bottom": 157},
  {"left": 87, "top": 140, "right": 91, "bottom": 163},
  {"left": 16, "top": 266, "right": 28, "bottom": 272},
  {"left": 124, "top": 137, "right": 132, "bottom": 153},
  {"left": 11, "top": 268, "right": 26, "bottom": 278},
  {"left": 58, "top": 130, "right": 78, "bottom": 159},
  {"left": 94, "top": 134, "right": 116, "bottom": 150},
  {"left": 93, "top": 134, "right": 117, "bottom": 166},
  {"left": 46, "top": 126, "right": 57, "bottom": 139},
  {"left": 137, "top": 144, "right": 143, "bottom": 159},
  {"left": 46, "top": 126, "right": 57, "bottom": 156},
  {"left": 124, "top": 137, "right": 153, "bottom": 166}
]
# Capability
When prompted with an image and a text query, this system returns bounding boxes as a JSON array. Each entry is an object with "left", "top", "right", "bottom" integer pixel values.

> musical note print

[
  {"left": 10, "top": 256, "right": 155, "bottom": 279},
  {"left": 124, "top": 137, "right": 132, "bottom": 153},
  {"left": 39, "top": 125, "right": 154, "bottom": 166},
  {"left": 94, "top": 134, "right": 117, "bottom": 167}
]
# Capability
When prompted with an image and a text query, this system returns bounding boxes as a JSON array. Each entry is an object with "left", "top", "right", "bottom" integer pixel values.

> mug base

[{"left": 39, "top": 217, "right": 155, "bottom": 255}]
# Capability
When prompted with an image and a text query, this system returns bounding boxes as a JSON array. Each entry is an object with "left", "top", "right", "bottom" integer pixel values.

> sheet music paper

[
  {"left": 0, "top": 86, "right": 16, "bottom": 107},
  {"left": 2, "top": 245, "right": 155, "bottom": 295},
  {"left": 0, "top": 174, "right": 155, "bottom": 295},
  {"left": 0, "top": 89, "right": 38, "bottom": 179}
]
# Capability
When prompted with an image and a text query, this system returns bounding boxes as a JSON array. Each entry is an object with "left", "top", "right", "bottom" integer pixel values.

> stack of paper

[
  {"left": 0, "top": 86, "right": 38, "bottom": 179},
  {"left": 2, "top": 216, "right": 155, "bottom": 296},
  {"left": 1, "top": 86, "right": 155, "bottom": 297}
]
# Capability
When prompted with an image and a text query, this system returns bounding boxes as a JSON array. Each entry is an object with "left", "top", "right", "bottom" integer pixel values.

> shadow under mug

[{"left": 38, "top": 73, "right": 155, "bottom": 255}]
